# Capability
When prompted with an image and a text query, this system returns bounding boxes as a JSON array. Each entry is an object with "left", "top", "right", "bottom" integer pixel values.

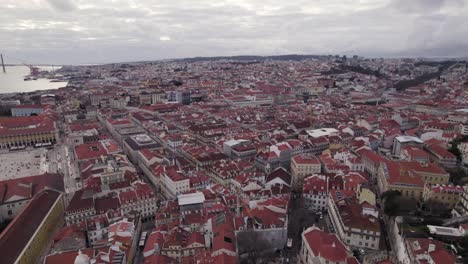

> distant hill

[
  {"left": 174, "top": 54, "right": 326, "bottom": 62},
  {"left": 394, "top": 60, "right": 461, "bottom": 91}
]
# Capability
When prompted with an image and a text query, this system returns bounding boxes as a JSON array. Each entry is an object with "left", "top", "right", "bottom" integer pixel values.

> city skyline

[
  {"left": 1, "top": 0, "right": 467, "bottom": 64},
  {"left": 0, "top": 1, "right": 467, "bottom": 264}
]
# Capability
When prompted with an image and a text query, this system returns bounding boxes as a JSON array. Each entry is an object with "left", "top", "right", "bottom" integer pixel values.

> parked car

[{"left": 286, "top": 238, "right": 293, "bottom": 249}]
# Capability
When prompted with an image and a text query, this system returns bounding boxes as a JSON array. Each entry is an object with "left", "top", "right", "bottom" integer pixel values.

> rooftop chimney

[{"left": 428, "top": 243, "right": 436, "bottom": 253}]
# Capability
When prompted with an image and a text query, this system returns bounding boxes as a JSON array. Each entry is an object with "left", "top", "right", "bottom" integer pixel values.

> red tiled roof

[
  {"left": 303, "top": 175, "right": 327, "bottom": 194},
  {"left": 75, "top": 142, "right": 107, "bottom": 160},
  {"left": 0, "top": 173, "right": 64, "bottom": 203},
  {"left": 266, "top": 168, "right": 291, "bottom": 185},
  {"left": 427, "top": 145, "right": 457, "bottom": 159},
  {"left": 44, "top": 248, "right": 95, "bottom": 264},
  {"left": 344, "top": 172, "right": 368, "bottom": 190},
  {"left": 12, "top": 104, "right": 48, "bottom": 109},
  {"left": 357, "top": 149, "right": 385, "bottom": 164},
  {"left": 135, "top": 182, "right": 155, "bottom": 198},
  {"left": 0, "top": 115, "right": 56, "bottom": 136},
  {"left": 109, "top": 180, "right": 131, "bottom": 190},
  {"left": 95, "top": 196, "right": 120, "bottom": 213},
  {"left": 143, "top": 231, "right": 165, "bottom": 257},
  {"left": 429, "top": 249, "right": 456, "bottom": 264},
  {"left": 338, "top": 202, "right": 380, "bottom": 232},
  {"left": 165, "top": 168, "right": 187, "bottom": 182},
  {"left": 143, "top": 254, "right": 176, "bottom": 264},
  {"left": 106, "top": 117, "right": 132, "bottom": 126},
  {"left": 140, "top": 148, "right": 157, "bottom": 161},
  {"left": 384, "top": 161, "right": 425, "bottom": 187},
  {"left": 427, "top": 184, "right": 463, "bottom": 194},
  {"left": 303, "top": 227, "right": 350, "bottom": 262},
  {"left": 400, "top": 161, "right": 447, "bottom": 175},
  {"left": 0, "top": 190, "right": 61, "bottom": 264},
  {"left": 119, "top": 190, "right": 137, "bottom": 204},
  {"left": 402, "top": 146, "right": 430, "bottom": 159},
  {"left": 66, "top": 189, "right": 94, "bottom": 212},
  {"left": 423, "top": 138, "right": 446, "bottom": 147},
  {"left": 406, "top": 237, "right": 445, "bottom": 256},
  {"left": 292, "top": 154, "right": 320, "bottom": 165},
  {"left": 69, "top": 121, "right": 100, "bottom": 132}
]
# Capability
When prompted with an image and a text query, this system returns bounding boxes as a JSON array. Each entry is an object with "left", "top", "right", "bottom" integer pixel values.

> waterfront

[{"left": 0, "top": 66, "right": 68, "bottom": 94}]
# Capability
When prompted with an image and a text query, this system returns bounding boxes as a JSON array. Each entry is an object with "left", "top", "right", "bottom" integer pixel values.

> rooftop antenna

[{"left": 1, "top": 54, "right": 5, "bottom": 73}]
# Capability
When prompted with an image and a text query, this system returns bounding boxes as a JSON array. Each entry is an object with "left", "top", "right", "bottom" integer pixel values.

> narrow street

[{"left": 285, "top": 193, "right": 327, "bottom": 263}]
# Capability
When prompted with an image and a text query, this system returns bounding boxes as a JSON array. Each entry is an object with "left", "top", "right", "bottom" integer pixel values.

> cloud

[
  {"left": 390, "top": 0, "right": 446, "bottom": 13},
  {"left": 46, "top": 0, "right": 77, "bottom": 12},
  {"left": 0, "top": 0, "right": 466, "bottom": 64}
]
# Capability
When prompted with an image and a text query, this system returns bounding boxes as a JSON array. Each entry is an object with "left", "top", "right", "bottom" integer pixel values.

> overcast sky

[{"left": 1, "top": 0, "right": 467, "bottom": 64}]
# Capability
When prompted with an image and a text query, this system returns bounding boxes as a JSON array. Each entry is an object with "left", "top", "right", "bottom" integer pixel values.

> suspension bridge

[{"left": 0, "top": 53, "right": 63, "bottom": 75}]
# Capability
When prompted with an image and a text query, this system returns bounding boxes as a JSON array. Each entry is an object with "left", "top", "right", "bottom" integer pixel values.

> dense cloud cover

[{"left": 0, "top": 0, "right": 467, "bottom": 64}]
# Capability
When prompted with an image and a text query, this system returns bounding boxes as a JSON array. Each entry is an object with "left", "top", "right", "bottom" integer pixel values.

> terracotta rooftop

[
  {"left": 303, "top": 226, "right": 350, "bottom": 263},
  {"left": 0, "top": 190, "right": 62, "bottom": 264},
  {"left": 292, "top": 154, "right": 320, "bottom": 165},
  {"left": 12, "top": 104, "right": 48, "bottom": 109},
  {"left": 0, "top": 173, "right": 64, "bottom": 203},
  {"left": 44, "top": 248, "right": 95, "bottom": 264},
  {"left": 74, "top": 141, "right": 108, "bottom": 161},
  {"left": 266, "top": 167, "right": 291, "bottom": 185}
]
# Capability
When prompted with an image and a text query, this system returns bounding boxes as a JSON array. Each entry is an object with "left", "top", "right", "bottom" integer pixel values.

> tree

[
  {"left": 449, "top": 140, "right": 463, "bottom": 162},
  {"left": 171, "top": 80, "right": 183, "bottom": 86},
  {"left": 237, "top": 229, "right": 272, "bottom": 264},
  {"left": 449, "top": 135, "right": 468, "bottom": 162},
  {"left": 381, "top": 190, "right": 402, "bottom": 216},
  {"left": 381, "top": 190, "right": 401, "bottom": 201},
  {"left": 448, "top": 167, "right": 468, "bottom": 185},
  {"left": 425, "top": 200, "right": 451, "bottom": 216},
  {"left": 456, "top": 236, "right": 468, "bottom": 263}
]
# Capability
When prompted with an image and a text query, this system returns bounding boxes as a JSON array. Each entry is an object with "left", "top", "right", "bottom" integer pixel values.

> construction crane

[{"left": 24, "top": 64, "right": 40, "bottom": 76}]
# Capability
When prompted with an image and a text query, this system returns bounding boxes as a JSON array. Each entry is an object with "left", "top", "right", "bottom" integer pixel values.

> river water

[{"left": 0, "top": 66, "right": 68, "bottom": 94}]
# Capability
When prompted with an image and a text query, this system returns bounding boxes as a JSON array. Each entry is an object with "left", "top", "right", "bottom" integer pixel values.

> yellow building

[
  {"left": 291, "top": 154, "right": 321, "bottom": 191},
  {"left": 400, "top": 161, "right": 450, "bottom": 185},
  {"left": 423, "top": 184, "right": 463, "bottom": 209},
  {"left": 0, "top": 116, "right": 58, "bottom": 149},
  {"left": 377, "top": 161, "right": 425, "bottom": 200},
  {"left": 357, "top": 186, "right": 376, "bottom": 206}
]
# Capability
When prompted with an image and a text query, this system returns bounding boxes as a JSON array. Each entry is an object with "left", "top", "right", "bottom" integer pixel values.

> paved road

[
  {"left": 286, "top": 194, "right": 327, "bottom": 263},
  {"left": 45, "top": 139, "right": 80, "bottom": 199},
  {"left": 132, "top": 221, "right": 155, "bottom": 264},
  {"left": 62, "top": 144, "right": 79, "bottom": 193}
]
